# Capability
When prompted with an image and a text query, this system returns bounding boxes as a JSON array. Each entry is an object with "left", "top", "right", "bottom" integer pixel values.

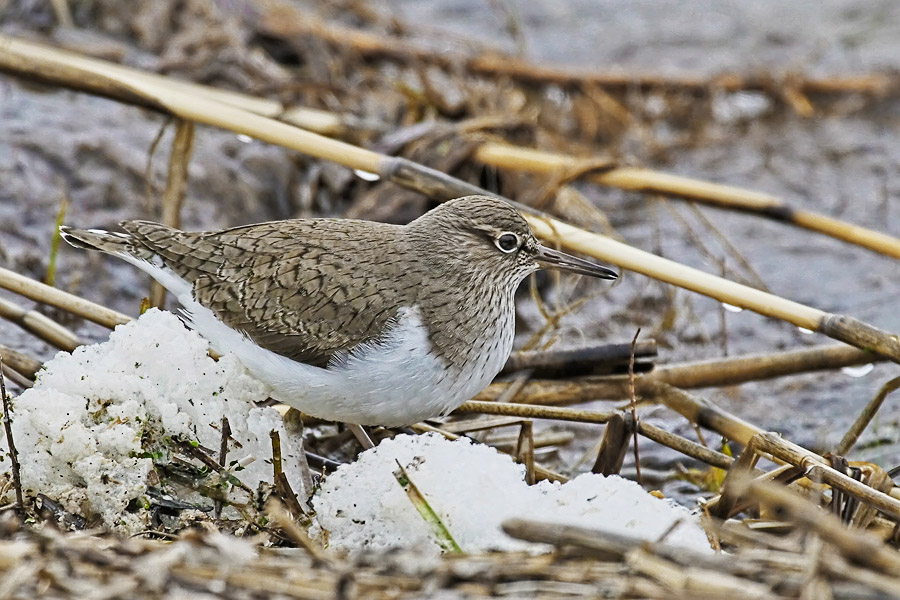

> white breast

[{"left": 121, "top": 253, "right": 512, "bottom": 426}]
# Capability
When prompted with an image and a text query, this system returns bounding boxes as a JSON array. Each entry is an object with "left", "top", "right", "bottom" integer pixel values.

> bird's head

[{"left": 406, "top": 195, "right": 618, "bottom": 289}]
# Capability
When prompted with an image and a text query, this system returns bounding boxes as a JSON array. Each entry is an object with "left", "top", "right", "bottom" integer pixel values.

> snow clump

[
  {"left": 313, "top": 433, "right": 711, "bottom": 556},
  {"left": 1, "top": 309, "right": 306, "bottom": 532}
]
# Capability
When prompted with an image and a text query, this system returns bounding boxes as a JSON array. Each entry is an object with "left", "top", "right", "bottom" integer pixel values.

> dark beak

[{"left": 535, "top": 245, "right": 618, "bottom": 280}]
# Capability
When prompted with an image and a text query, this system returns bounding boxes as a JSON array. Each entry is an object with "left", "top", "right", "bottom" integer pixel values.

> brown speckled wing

[{"left": 122, "top": 219, "right": 415, "bottom": 367}]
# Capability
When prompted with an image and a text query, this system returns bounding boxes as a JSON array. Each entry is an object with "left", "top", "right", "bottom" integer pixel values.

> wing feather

[{"left": 123, "top": 219, "right": 414, "bottom": 367}]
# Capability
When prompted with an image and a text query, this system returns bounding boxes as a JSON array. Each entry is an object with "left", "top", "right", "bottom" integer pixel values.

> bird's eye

[{"left": 495, "top": 232, "right": 519, "bottom": 253}]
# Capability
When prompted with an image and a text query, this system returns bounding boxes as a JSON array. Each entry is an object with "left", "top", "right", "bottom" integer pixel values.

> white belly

[
  {"left": 124, "top": 254, "right": 511, "bottom": 426},
  {"left": 192, "top": 301, "right": 504, "bottom": 426}
]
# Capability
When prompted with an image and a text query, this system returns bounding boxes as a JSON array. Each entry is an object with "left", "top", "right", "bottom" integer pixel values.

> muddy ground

[{"left": 1, "top": 1, "right": 900, "bottom": 498}]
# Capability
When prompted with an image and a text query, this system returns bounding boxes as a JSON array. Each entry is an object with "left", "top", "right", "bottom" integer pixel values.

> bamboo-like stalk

[
  {"left": 479, "top": 343, "right": 880, "bottom": 406},
  {"left": 750, "top": 432, "right": 900, "bottom": 522},
  {"left": 467, "top": 54, "right": 896, "bottom": 96},
  {"left": 0, "top": 35, "right": 382, "bottom": 174},
  {"left": 0, "top": 362, "right": 32, "bottom": 390},
  {"left": 0, "top": 267, "right": 130, "bottom": 329},
  {"left": 525, "top": 213, "right": 900, "bottom": 360},
  {"left": 454, "top": 400, "right": 733, "bottom": 469},
  {"left": 501, "top": 340, "right": 657, "bottom": 377},
  {"left": 0, "top": 295, "right": 81, "bottom": 351},
  {"left": 655, "top": 388, "right": 900, "bottom": 532},
  {"left": 455, "top": 400, "right": 616, "bottom": 424},
  {"left": 475, "top": 142, "right": 900, "bottom": 261},
  {"left": 649, "top": 383, "right": 764, "bottom": 446},
  {"left": 3, "top": 34, "right": 899, "bottom": 362},
  {"left": 150, "top": 119, "right": 195, "bottom": 308},
  {"left": 634, "top": 420, "right": 733, "bottom": 470},
  {"left": 0, "top": 345, "right": 42, "bottom": 380}
]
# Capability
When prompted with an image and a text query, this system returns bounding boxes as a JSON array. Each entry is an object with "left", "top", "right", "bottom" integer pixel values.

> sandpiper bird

[{"left": 61, "top": 195, "right": 617, "bottom": 427}]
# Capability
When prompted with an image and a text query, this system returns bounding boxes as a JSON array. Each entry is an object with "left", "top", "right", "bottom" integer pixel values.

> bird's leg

[{"left": 348, "top": 423, "right": 375, "bottom": 450}]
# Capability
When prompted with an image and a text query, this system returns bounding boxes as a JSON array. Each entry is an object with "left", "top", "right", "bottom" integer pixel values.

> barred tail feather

[{"left": 59, "top": 226, "right": 134, "bottom": 254}]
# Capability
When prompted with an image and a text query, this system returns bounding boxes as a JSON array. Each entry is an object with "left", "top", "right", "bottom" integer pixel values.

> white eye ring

[{"left": 495, "top": 232, "right": 519, "bottom": 253}]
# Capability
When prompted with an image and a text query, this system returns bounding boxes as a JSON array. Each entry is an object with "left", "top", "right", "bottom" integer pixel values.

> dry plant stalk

[
  {"left": 476, "top": 142, "right": 900, "bottom": 261},
  {"left": 0, "top": 345, "right": 41, "bottom": 381},
  {"left": 269, "top": 430, "right": 305, "bottom": 521},
  {"left": 0, "top": 356, "right": 24, "bottom": 515},
  {"left": 257, "top": 6, "right": 895, "bottom": 97},
  {"left": 515, "top": 421, "right": 536, "bottom": 485},
  {"left": 628, "top": 329, "right": 642, "bottom": 485},
  {"left": 214, "top": 415, "right": 231, "bottom": 519},
  {"left": 265, "top": 500, "right": 334, "bottom": 565},
  {"left": 479, "top": 342, "right": 881, "bottom": 406},
  {"left": 150, "top": 119, "right": 196, "bottom": 308},
  {"left": 0, "top": 295, "right": 81, "bottom": 351},
  {"left": 733, "top": 477, "right": 900, "bottom": 574},
  {"left": 454, "top": 399, "right": 733, "bottom": 469},
  {"left": 593, "top": 414, "right": 630, "bottom": 475},
  {"left": 711, "top": 431, "right": 900, "bottom": 533},
  {"left": 0, "top": 266, "right": 130, "bottom": 329}
]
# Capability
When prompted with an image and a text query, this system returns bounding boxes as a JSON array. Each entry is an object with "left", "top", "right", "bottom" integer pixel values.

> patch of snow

[
  {"left": 313, "top": 433, "right": 711, "bottom": 556},
  {"left": 1, "top": 309, "right": 306, "bottom": 532}
]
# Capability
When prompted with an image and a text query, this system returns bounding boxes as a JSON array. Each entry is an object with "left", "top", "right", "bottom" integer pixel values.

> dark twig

[
  {"left": 270, "top": 429, "right": 283, "bottom": 479},
  {"left": 270, "top": 430, "right": 305, "bottom": 520},
  {"left": 0, "top": 356, "right": 23, "bottom": 516},
  {"left": 515, "top": 421, "right": 535, "bottom": 485},
  {"left": 214, "top": 416, "right": 231, "bottom": 519},
  {"left": 593, "top": 414, "right": 630, "bottom": 476},
  {"left": 500, "top": 341, "right": 657, "bottom": 377},
  {"left": 628, "top": 329, "right": 642, "bottom": 486},
  {"left": 266, "top": 499, "right": 333, "bottom": 565}
]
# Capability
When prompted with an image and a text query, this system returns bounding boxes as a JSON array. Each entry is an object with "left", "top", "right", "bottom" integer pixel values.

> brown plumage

[{"left": 61, "top": 196, "right": 617, "bottom": 426}]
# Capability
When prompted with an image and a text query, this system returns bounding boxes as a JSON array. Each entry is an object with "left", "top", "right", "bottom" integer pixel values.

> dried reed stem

[
  {"left": 0, "top": 295, "right": 81, "bottom": 351},
  {"left": 151, "top": 119, "right": 195, "bottom": 308},
  {"left": 734, "top": 477, "right": 900, "bottom": 574},
  {"left": 0, "top": 266, "right": 130, "bottom": 329},
  {"left": 214, "top": 416, "right": 230, "bottom": 519},
  {"left": 477, "top": 142, "right": 900, "bottom": 261},
  {"left": 0, "top": 356, "right": 24, "bottom": 515},
  {"left": 628, "top": 329, "right": 642, "bottom": 485},
  {"left": 455, "top": 400, "right": 733, "bottom": 469},
  {"left": 257, "top": 10, "right": 895, "bottom": 96},
  {"left": 479, "top": 343, "right": 880, "bottom": 406},
  {"left": 515, "top": 421, "right": 535, "bottom": 485}
]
